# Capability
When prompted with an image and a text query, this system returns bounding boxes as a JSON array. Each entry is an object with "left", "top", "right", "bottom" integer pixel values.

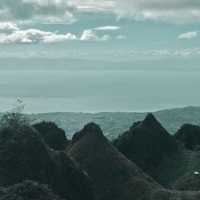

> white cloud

[
  {"left": 80, "top": 29, "right": 112, "bottom": 41},
  {"left": 0, "top": 22, "right": 19, "bottom": 32},
  {"left": 94, "top": 26, "right": 120, "bottom": 31},
  {"left": 0, "top": 22, "right": 115, "bottom": 44},
  {"left": 80, "top": 25, "right": 120, "bottom": 41},
  {"left": 0, "top": 25, "right": 77, "bottom": 44},
  {"left": 42, "top": 32, "right": 77, "bottom": 43},
  {"left": 178, "top": 31, "right": 198, "bottom": 39},
  {"left": 80, "top": 29, "right": 98, "bottom": 41}
]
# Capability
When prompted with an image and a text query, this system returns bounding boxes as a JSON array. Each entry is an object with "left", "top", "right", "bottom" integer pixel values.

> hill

[
  {"left": 0, "top": 114, "right": 95, "bottom": 200},
  {"left": 1, "top": 112, "right": 200, "bottom": 199},
  {"left": 67, "top": 122, "right": 161, "bottom": 200},
  {"left": 30, "top": 106, "right": 200, "bottom": 139},
  {"left": 113, "top": 113, "right": 178, "bottom": 178},
  {"left": 67, "top": 122, "right": 200, "bottom": 200},
  {"left": 113, "top": 113, "right": 200, "bottom": 189}
]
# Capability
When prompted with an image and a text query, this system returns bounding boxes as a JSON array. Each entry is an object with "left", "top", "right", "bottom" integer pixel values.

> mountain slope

[
  {"left": 67, "top": 122, "right": 200, "bottom": 200},
  {"left": 67, "top": 123, "right": 160, "bottom": 200},
  {"left": 0, "top": 124, "right": 94, "bottom": 200},
  {"left": 113, "top": 114, "right": 200, "bottom": 189},
  {"left": 113, "top": 113, "right": 178, "bottom": 178}
]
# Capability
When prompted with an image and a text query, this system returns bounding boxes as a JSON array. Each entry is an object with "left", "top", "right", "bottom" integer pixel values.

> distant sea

[{"left": 0, "top": 69, "right": 200, "bottom": 113}]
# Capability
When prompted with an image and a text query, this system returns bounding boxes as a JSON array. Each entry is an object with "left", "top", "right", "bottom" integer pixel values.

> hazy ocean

[{"left": 0, "top": 69, "right": 199, "bottom": 113}]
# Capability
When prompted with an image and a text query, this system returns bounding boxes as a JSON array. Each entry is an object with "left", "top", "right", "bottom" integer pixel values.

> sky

[
  {"left": 0, "top": 0, "right": 200, "bottom": 67},
  {"left": 0, "top": 1, "right": 200, "bottom": 112}
]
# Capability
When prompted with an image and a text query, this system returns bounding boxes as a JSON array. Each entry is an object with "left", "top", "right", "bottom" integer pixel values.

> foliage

[
  {"left": 33, "top": 121, "right": 68, "bottom": 150},
  {"left": 0, "top": 112, "right": 30, "bottom": 130}
]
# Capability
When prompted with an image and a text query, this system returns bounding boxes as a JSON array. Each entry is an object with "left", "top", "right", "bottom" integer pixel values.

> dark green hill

[
  {"left": 67, "top": 123, "right": 160, "bottom": 200},
  {"left": 67, "top": 122, "right": 200, "bottom": 200},
  {"left": 0, "top": 122, "right": 94, "bottom": 200},
  {"left": 113, "top": 113, "right": 178, "bottom": 180},
  {"left": 175, "top": 124, "right": 200, "bottom": 150}
]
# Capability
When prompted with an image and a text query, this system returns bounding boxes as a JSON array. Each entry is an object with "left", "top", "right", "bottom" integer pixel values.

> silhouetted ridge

[
  {"left": 0, "top": 124, "right": 95, "bottom": 200},
  {"left": 142, "top": 113, "right": 161, "bottom": 128},
  {"left": 175, "top": 124, "right": 200, "bottom": 150},
  {"left": 114, "top": 114, "right": 178, "bottom": 180},
  {"left": 68, "top": 123, "right": 161, "bottom": 200},
  {"left": 33, "top": 121, "right": 68, "bottom": 150},
  {"left": 0, "top": 180, "right": 63, "bottom": 200},
  {"left": 72, "top": 122, "right": 104, "bottom": 143}
]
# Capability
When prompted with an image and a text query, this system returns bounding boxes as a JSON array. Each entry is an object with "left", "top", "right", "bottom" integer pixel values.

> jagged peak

[
  {"left": 72, "top": 122, "right": 104, "bottom": 143},
  {"left": 142, "top": 113, "right": 161, "bottom": 128},
  {"left": 82, "top": 122, "right": 102, "bottom": 133}
]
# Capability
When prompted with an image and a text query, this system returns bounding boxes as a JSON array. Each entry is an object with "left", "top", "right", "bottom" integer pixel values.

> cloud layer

[
  {"left": 71, "top": 0, "right": 200, "bottom": 23},
  {"left": 114, "top": 0, "right": 200, "bottom": 23},
  {"left": 0, "top": 22, "right": 121, "bottom": 44},
  {"left": 0, "top": 28, "right": 77, "bottom": 44},
  {"left": 0, "top": 0, "right": 200, "bottom": 23},
  {"left": 0, "top": 0, "right": 76, "bottom": 23}
]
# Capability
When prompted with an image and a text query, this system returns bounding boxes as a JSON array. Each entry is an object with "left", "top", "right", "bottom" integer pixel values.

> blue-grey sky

[
  {"left": 0, "top": 0, "right": 200, "bottom": 66},
  {"left": 1, "top": 1, "right": 200, "bottom": 113}
]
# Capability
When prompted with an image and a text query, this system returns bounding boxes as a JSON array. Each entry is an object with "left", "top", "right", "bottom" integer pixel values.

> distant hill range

[
  {"left": 2, "top": 107, "right": 200, "bottom": 199},
  {"left": 30, "top": 106, "right": 200, "bottom": 139}
]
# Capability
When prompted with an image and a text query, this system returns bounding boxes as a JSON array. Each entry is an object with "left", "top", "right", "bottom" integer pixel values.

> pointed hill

[
  {"left": 67, "top": 122, "right": 161, "bottom": 200},
  {"left": 113, "top": 113, "right": 178, "bottom": 179},
  {"left": 67, "top": 122, "right": 200, "bottom": 200},
  {"left": 0, "top": 123, "right": 94, "bottom": 200}
]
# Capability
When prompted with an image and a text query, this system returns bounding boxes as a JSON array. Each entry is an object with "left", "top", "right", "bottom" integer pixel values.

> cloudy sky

[
  {"left": 1, "top": 0, "right": 200, "bottom": 112},
  {"left": 1, "top": 0, "right": 200, "bottom": 67}
]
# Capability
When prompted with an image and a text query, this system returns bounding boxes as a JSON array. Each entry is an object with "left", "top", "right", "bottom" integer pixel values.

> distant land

[{"left": 29, "top": 106, "right": 200, "bottom": 139}]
